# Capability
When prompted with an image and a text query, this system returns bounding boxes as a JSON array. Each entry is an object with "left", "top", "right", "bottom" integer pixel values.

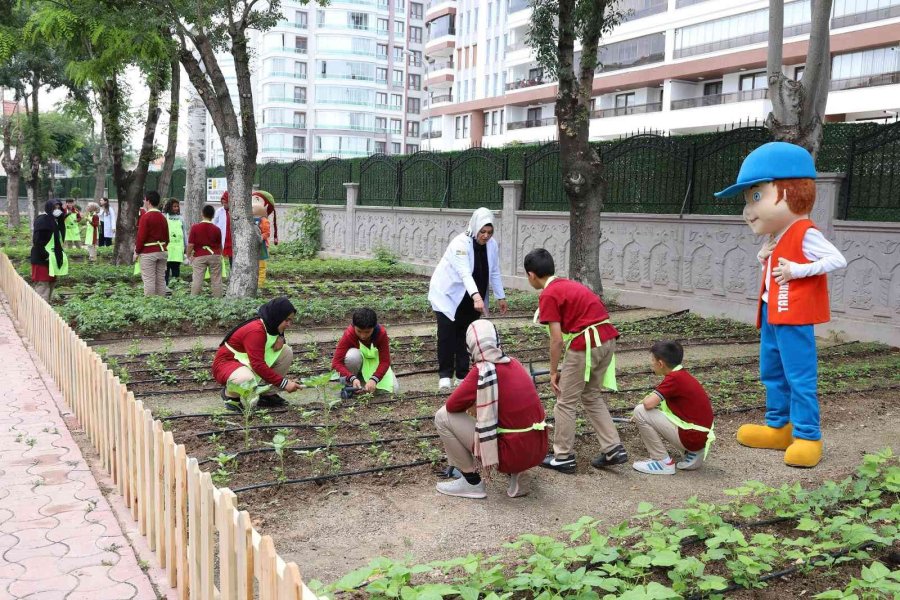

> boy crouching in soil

[{"left": 632, "top": 341, "right": 715, "bottom": 475}]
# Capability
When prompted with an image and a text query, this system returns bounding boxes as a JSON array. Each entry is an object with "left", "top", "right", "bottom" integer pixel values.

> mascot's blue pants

[{"left": 759, "top": 303, "right": 821, "bottom": 441}]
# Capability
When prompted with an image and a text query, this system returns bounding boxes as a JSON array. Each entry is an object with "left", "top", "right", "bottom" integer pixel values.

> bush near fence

[
  {"left": 0, "top": 253, "right": 318, "bottom": 600},
  {"left": 23, "top": 121, "right": 898, "bottom": 221}
]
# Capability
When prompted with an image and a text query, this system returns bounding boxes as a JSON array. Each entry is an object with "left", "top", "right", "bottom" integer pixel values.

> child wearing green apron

[
  {"left": 83, "top": 202, "right": 101, "bottom": 261},
  {"left": 164, "top": 198, "right": 187, "bottom": 288},
  {"left": 331, "top": 308, "right": 399, "bottom": 394},
  {"left": 632, "top": 341, "right": 715, "bottom": 476},
  {"left": 63, "top": 199, "right": 82, "bottom": 249}
]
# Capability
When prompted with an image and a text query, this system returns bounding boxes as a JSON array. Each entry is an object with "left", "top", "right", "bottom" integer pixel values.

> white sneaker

[
  {"left": 436, "top": 477, "right": 486, "bottom": 499},
  {"left": 507, "top": 472, "right": 529, "bottom": 498},
  {"left": 677, "top": 451, "right": 704, "bottom": 471},
  {"left": 632, "top": 458, "right": 676, "bottom": 475},
  {"left": 438, "top": 377, "right": 452, "bottom": 391}
]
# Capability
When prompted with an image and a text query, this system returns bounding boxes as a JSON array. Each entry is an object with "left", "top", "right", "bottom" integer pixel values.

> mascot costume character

[
  {"left": 251, "top": 191, "right": 278, "bottom": 286},
  {"left": 715, "top": 142, "right": 846, "bottom": 468}
]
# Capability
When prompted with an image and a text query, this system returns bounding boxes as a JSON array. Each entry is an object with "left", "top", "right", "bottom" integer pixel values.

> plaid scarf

[{"left": 468, "top": 320, "right": 510, "bottom": 480}]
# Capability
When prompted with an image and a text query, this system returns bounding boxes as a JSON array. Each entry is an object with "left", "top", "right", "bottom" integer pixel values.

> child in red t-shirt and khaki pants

[
  {"left": 524, "top": 249, "right": 628, "bottom": 474},
  {"left": 632, "top": 341, "right": 715, "bottom": 475}
]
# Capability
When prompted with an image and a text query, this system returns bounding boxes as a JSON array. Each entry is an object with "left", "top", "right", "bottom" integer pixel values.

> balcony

[
  {"left": 261, "top": 147, "right": 305, "bottom": 154},
  {"left": 829, "top": 70, "right": 900, "bottom": 92},
  {"left": 506, "top": 75, "right": 556, "bottom": 91},
  {"left": 423, "top": 130, "right": 443, "bottom": 139},
  {"left": 833, "top": 3, "right": 900, "bottom": 28},
  {"left": 425, "top": 59, "right": 455, "bottom": 89},
  {"left": 674, "top": 23, "right": 810, "bottom": 59},
  {"left": 431, "top": 93, "right": 453, "bottom": 104},
  {"left": 259, "top": 122, "right": 307, "bottom": 129},
  {"left": 375, "top": 103, "right": 403, "bottom": 111},
  {"left": 276, "top": 20, "right": 308, "bottom": 30},
  {"left": 671, "top": 88, "right": 768, "bottom": 110},
  {"left": 590, "top": 102, "right": 662, "bottom": 118},
  {"left": 270, "top": 46, "right": 308, "bottom": 56},
  {"left": 265, "top": 71, "right": 307, "bottom": 80},
  {"left": 425, "top": 16, "right": 456, "bottom": 57},
  {"left": 319, "top": 73, "right": 376, "bottom": 82},
  {"left": 265, "top": 96, "right": 308, "bottom": 105},
  {"left": 506, "top": 116, "right": 556, "bottom": 130},
  {"left": 675, "top": 0, "right": 709, "bottom": 6}
]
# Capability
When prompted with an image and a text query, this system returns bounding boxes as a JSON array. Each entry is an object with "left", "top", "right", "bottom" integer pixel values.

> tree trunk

[
  {"left": 25, "top": 78, "right": 43, "bottom": 216},
  {"left": 105, "top": 74, "right": 163, "bottom": 264},
  {"left": 5, "top": 173, "right": 21, "bottom": 228},
  {"left": 556, "top": 0, "right": 605, "bottom": 295},
  {"left": 1, "top": 104, "right": 22, "bottom": 228},
  {"left": 183, "top": 94, "right": 207, "bottom": 229},
  {"left": 93, "top": 119, "right": 108, "bottom": 202},
  {"left": 158, "top": 58, "right": 180, "bottom": 197},
  {"left": 223, "top": 140, "right": 259, "bottom": 298},
  {"left": 765, "top": 0, "right": 833, "bottom": 157}
]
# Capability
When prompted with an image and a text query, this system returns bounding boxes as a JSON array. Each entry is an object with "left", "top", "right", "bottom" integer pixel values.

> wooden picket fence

[{"left": 0, "top": 253, "right": 318, "bottom": 600}]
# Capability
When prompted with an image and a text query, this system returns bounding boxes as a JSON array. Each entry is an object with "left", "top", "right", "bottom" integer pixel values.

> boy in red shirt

[
  {"left": 632, "top": 341, "right": 715, "bottom": 475},
  {"left": 133, "top": 191, "right": 170, "bottom": 296},
  {"left": 524, "top": 248, "right": 626, "bottom": 474},
  {"left": 331, "top": 308, "right": 398, "bottom": 393},
  {"left": 187, "top": 204, "right": 223, "bottom": 297}
]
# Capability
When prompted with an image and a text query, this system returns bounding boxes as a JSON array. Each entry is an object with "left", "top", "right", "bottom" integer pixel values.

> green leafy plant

[
  {"left": 209, "top": 452, "right": 238, "bottom": 485},
  {"left": 225, "top": 380, "right": 268, "bottom": 449},
  {"left": 264, "top": 430, "right": 298, "bottom": 484}
]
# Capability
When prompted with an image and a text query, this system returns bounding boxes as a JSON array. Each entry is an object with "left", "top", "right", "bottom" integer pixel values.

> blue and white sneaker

[
  {"left": 632, "top": 458, "right": 676, "bottom": 475},
  {"left": 677, "top": 451, "right": 704, "bottom": 471}
]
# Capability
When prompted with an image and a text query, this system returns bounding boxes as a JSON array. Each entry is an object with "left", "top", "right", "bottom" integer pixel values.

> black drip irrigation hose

[
  {"left": 230, "top": 459, "right": 433, "bottom": 494},
  {"left": 197, "top": 433, "right": 440, "bottom": 466},
  {"left": 195, "top": 415, "right": 432, "bottom": 438},
  {"left": 158, "top": 408, "right": 290, "bottom": 422}
]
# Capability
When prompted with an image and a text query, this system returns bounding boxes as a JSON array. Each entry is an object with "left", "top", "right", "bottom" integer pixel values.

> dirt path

[{"left": 256, "top": 390, "right": 898, "bottom": 584}]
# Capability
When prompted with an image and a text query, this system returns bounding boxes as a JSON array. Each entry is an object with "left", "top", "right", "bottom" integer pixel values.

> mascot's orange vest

[{"left": 757, "top": 219, "right": 831, "bottom": 328}]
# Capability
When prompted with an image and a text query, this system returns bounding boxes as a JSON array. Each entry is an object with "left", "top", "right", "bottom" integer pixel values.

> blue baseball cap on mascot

[{"left": 714, "top": 141, "right": 817, "bottom": 198}]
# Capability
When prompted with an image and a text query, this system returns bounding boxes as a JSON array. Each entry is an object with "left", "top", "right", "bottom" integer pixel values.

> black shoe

[
  {"left": 540, "top": 452, "right": 577, "bottom": 473},
  {"left": 222, "top": 388, "right": 242, "bottom": 411},
  {"left": 258, "top": 394, "right": 288, "bottom": 408},
  {"left": 591, "top": 444, "right": 629, "bottom": 469}
]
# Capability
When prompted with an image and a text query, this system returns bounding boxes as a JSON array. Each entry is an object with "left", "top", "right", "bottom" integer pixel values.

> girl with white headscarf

[
  {"left": 434, "top": 320, "right": 548, "bottom": 499},
  {"left": 428, "top": 207, "right": 507, "bottom": 391}
]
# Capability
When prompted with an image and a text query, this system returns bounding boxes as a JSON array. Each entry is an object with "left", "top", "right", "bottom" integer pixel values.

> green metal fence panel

[
  {"left": 358, "top": 154, "right": 399, "bottom": 206},
  {"left": 448, "top": 147, "right": 506, "bottom": 210},
  {"left": 842, "top": 120, "right": 900, "bottom": 222},
  {"left": 170, "top": 169, "right": 187, "bottom": 201},
  {"left": 316, "top": 158, "right": 350, "bottom": 205},
  {"left": 522, "top": 143, "right": 566, "bottom": 211},
  {"left": 399, "top": 151, "right": 448, "bottom": 208},
  {"left": 602, "top": 134, "right": 689, "bottom": 214}
]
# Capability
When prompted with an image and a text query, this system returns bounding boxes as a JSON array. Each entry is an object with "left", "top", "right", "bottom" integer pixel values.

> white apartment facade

[
  {"left": 420, "top": 0, "right": 900, "bottom": 150},
  {"left": 208, "top": 0, "right": 427, "bottom": 165}
]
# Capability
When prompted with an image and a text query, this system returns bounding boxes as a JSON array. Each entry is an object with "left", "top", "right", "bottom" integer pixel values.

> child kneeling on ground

[
  {"left": 331, "top": 308, "right": 399, "bottom": 393},
  {"left": 632, "top": 340, "right": 715, "bottom": 475}
]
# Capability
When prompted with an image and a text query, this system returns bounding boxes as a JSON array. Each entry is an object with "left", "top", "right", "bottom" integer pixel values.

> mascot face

[
  {"left": 251, "top": 194, "right": 267, "bottom": 218},
  {"left": 742, "top": 182, "right": 797, "bottom": 237}
]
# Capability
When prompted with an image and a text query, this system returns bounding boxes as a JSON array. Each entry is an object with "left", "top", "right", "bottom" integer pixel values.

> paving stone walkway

[{"left": 0, "top": 299, "right": 160, "bottom": 599}]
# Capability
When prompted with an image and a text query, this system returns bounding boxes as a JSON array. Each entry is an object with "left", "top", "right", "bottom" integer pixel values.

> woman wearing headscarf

[
  {"left": 213, "top": 297, "right": 303, "bottom": 409},
  {"left": 30, "top": 200, "right": 68, "bottom": 302},
  {"left": 434, "top": 320, "right": 548, "bottom": 499},
  {"left": 428, "top": 207, "right": 507, "bottom": 391}
]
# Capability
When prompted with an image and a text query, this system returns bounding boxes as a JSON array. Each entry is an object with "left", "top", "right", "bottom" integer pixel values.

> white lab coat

[
  {"left": 99, "top": 206, "right": 116, "bottom": 238},
  {"left": 213, "top": 207, "right": 228, "bottom": 245},
  {"left": 428, "top": 233, "right": 505, "bottom": 321}
]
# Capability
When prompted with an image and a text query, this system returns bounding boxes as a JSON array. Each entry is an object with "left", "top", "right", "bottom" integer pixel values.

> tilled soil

[{"left": 252, "top": 389, "right": 898, "bottom": 584}]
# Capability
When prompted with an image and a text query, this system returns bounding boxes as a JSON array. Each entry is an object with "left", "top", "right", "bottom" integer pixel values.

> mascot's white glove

[{"left": 772, "top": 257, "right": 796, "bottom": 285}]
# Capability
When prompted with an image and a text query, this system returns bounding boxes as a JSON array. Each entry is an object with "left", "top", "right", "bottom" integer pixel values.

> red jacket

[
  {"left": 135, "top": 209, "right": 170, "bottom": 254},
  {"left": 331, "top": 324, "right": 392, "bottom": 381},
  {"left": 213, "top": 320, "right": 288, "bottom": 389},
  {"left": 757, "top": 219, "right": 830, "bottom": 327},
  {"left": 446, "top": 359, "right": 548, "bottom": 474}
]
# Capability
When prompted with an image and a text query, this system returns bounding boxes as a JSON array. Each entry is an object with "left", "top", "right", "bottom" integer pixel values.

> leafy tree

[
  {"left": 0, "top": 90, "right": 24, "bottom": 227},
  {"left": 528, "top": 0, "right": 625, "bottom": 295}
]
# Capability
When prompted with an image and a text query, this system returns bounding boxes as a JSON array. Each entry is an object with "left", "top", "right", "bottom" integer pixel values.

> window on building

[
  {"left": 411, "top": 2, "right": 423, "bottom": 19},
  {"left": 391, "top": 142, "right": 402, "bottom": 154},
  {"left": 375, "top": 141, "right": 387, "bottom": 154},
  {"left": 376, "top": 91, "right": 388, "bottom": 105},
  {"left": 484, "top": 114, "right": 490, "bottom": 135},
  {"left": 484, "top": 75, "right": 490, "bottom": 98},
  {"left": 462, "top": 115, "right": 470, "bottom": 137},
  {"left": 376, "top": 67, "right": 388, "bottom": 82},
  {"left": 615, "top": 92, "right": 635, "bottom": 109},
  {"left": 395, "top": 0, "right": 405, "bottom": 10},
  {"left": 410, "top": 26, "right": 422, "bottom": 42},
  {"left": 296, "top": 11, "right": 308, "bottom": 28},
  {"left": 407, "top": 97, "right": 421, "bottom": 114},
  {"left": 487, "top": 2, "right": 492, "bottom": 23},
  {"left": 495, "top": 36, "right": 500, "bottom": 60},
  {"left": 528, "top": 66, "right": 544, "bottom": 81},
  {"left": 294, "top": 62, "right": 307, "bottom": 78},
  {"left": 409, "top": 50, "right": 422, "bottom": 66},
  {"left": 390, "top": 119, "right": 402, "bottom": 133},
  {"left": 794, "top": 66, "right": 805, "bottom": 81},
  {"left": 407, "top": 143, "right": 419, "bottom": 153},
  {"left": 294, "top": 112, "right": 307, "bottom": 127},
  {"left": 376, "top": 117, "right": 387, "bottom": 131},
  {"left": 293, "top": 136, "right": 306, "bottom": 153},
  {"left": 527, "top": 107, "right": 542, "bottom": 123},
  {"left": 408, "top": 73, "right": 421, "bottom": 90},
  {"left": 702, "top": 81, "right": 722, "bottom": 96},
  {"left": 493, "top": 73, "right": 499, "bottom": 96},
  {"left": 407, "top": 121, "right": 419, "bottom": 136},
  {"left": 377, "top": 43, "right": 388, "bottom": 58},
  {"left": 394, "top": 46, "right": 404, "bottom": 61},
  {"left": 500, "top": 109, "right": 504, "bottom": 132},
  {"left": 294, "top": 86, "right": 307, "bottom": 102},
  {"left": 295, "top": 37, "right": 308, "bottom": 52},
  {"left": 597, "top": 32, "right": 665, "bottom": 72},
  {"left": 455, "top": 116, "right": 463, "bottom": 139},
  {"left": 739, "top": 71, "right": 767, "bottom": 90},
  {"left": 491, "top": 110, "right": 498, "bottom": 135},
  {"left": 394, "top": 20, "right": 405, "bottom": 35},
  {"left": 377, "top": 18, "right": 389, "bottom": 32},
  {"left": 393, "top": 69, "right": 404, "bottom": 85},
  {"left": 389, "top": 94, "right": 401, "bottom": 107},
  {"left": 349, "top": 12, "right": 368, "bottom": 29}
]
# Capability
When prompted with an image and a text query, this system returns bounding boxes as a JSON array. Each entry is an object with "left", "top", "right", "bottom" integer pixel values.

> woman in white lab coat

[{"left": 428, "top": 207, "right": 508, "bottom": 390}]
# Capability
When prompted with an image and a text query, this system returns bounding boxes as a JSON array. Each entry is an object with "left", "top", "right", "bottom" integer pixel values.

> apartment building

[
  {"left": 207, "top": 0, "right": 427, "bottom": 165},
  {"left": 420, "top": 0, "right": 900, "bottom": 150}
]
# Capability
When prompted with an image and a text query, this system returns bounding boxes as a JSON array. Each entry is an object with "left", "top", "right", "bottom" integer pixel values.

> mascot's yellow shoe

[
  {"left": 736, "top": 423, "right": 793, "bottom": 450},
  {"left": 784, "top": 439, "right": 823, "bottom": 468}
]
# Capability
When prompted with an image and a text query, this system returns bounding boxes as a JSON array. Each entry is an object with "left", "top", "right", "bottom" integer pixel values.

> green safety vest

[
  {"left": 657, "top": 365, "right": 716, "bottom": 458},
  {"left": 46, "top": 234, "right": 69, "bottom": 277},
  {"left": 166, "top": 217, "right": 185, "bottom": 263},
  {"left": 83, "top": 218, "right": 98, "bottom": 245},
  {"left": 64, "top": 212, "right": 80, "bottom": 242},
  {"left": 534, "top": 276, "right": 617, "bottom": 391},
  {"left": 224, "top": 321, "right": 285, "bottom": 391},
  {"left": 358, "top": 340, "right": 396, "bottom": 392}
]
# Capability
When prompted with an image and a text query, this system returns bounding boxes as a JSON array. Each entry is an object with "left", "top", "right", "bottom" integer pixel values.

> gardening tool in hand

[{"left": 340, "top": 385, "right": 362, "bottom": 400}]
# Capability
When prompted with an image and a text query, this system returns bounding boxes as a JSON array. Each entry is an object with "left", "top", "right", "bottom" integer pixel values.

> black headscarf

[
  {"left": 31, "top": 201, "right": 64, "bottom": 267},
  {"left": 220, "top": 296, "right": 296, "bottom": 346}
]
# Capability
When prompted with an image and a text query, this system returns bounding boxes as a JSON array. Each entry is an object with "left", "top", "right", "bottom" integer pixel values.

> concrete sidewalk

[{"left": 0, "top": 298, "right": 163, "bottom": 599}]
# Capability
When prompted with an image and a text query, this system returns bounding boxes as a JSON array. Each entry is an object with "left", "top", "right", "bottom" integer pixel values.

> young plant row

[{"left": 316, "top": 449, "right": 900, "bottom": 599}]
